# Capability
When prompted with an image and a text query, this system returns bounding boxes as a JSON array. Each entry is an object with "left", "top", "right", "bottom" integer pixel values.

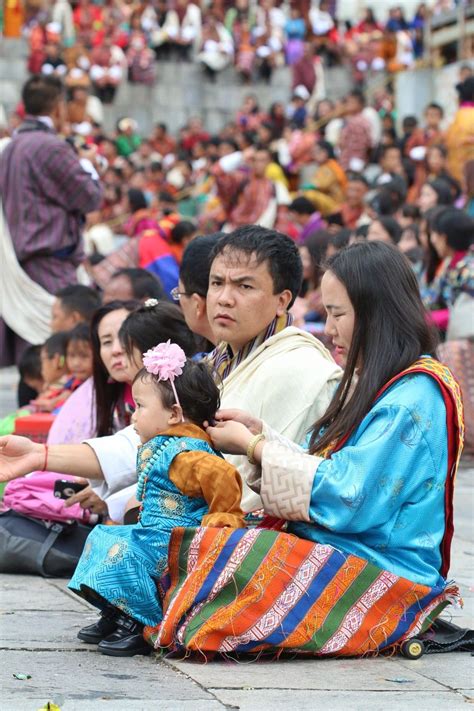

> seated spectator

[
  {"left": 172, "top": 232, "right": 223, "bottom": 347},
  {"left": 288, "top": 196, "right": 324, "bottom": 243},
  {"left": 102, "top": 268, "right": 166, "bottom": 304},
  {"left": 226, "top": 0, "right": 257, "bottom": 82},
  {"left": 89, "top": 34, "right": 124, "bottom": 104},
  {"left": 337, "top": 173, "right": 369, "bottom": 229},
  {"left": 418, "top": 178, "right": 454, "bottom": 215},
  {"left": 127, "top": 12, "right": 156, "bottom": 86},
  {"left": 284, "top": 7, "right": 306, "bottom": 66},
  {"left": 115, "top": 118, "right": 141, "bottom": 157},
  {"left": 150, "top": 123, "right": 176, "bottom": 158},
  {"left": 367, "top": 216, "right": 402, "bottom": 245},
  {"left": 18, "top": 345, "right": 43, "bottom": 397},
  {"left": 302, "top": 140, "right": 347, "bottom": 216},
  {"left": 41, "top": 41, "right": 67, "bottom": 78},
  {"left": 51, "top": 285, "right": 102, "bottom": 333},
  {"left": 296, "top": 228, "right": 332, "bottom": 324},
  {"left": 124, "top": 188, "right": 159, "bottom": 238},
  {"left": 197, "top": 11, "right": 234, "bottom": 80},
  {"left": 421, "top": 207, "right": 473, "bottom": 333},
  {"left": 147, "top": 0, "right": 177, "bottom": 60},
  {"left": 338, "top": 90, "right": 373, "bottom": 171},
  {"left": 169, "top": 0, "right": 202, "bottom": 61},
  {"left": 89, "top": 225, "right": 179, "bottom": 300},
  {"left": 168, "top": 220, "right": 197, "bottom": 264}
]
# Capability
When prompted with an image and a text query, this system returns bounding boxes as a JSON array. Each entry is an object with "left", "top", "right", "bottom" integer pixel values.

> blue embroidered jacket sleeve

[
  {"left": 306, "top": 403, "right": 440, "bottom": 533},
  {"left": 260, "top": 377, "right": 446, "bottom": 524}
]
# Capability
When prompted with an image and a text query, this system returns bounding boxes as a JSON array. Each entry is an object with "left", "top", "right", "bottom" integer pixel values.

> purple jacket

[{"left": 0, "top": 119, "right": 102, "bottom": 292}]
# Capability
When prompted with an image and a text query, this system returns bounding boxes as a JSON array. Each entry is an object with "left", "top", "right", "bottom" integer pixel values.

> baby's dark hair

[
  {"left": 67, "top": 322, "right": 92, "bottom": 347},
  {"left": 19, "top": 345, "right": 42, "bottom": 381},
  {"left": 42, "top": 331, "right": 69, "bottom": 358},
  {"left": 134, "top": 360, "right": 220, "bottom": 428}
]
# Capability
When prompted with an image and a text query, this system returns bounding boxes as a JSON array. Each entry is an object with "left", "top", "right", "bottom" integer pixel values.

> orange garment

[
  {"left": 4, "top": 0, "right": 24, "bottom": 37},
  {"left": 166, "top": 423, "right": 245, "bottom": 528},
  {"left": 445, "top": 106, "right": 474, "bottom": 183}
]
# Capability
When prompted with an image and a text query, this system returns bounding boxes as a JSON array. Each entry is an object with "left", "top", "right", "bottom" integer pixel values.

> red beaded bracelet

[{"left": 42, "top": 444, "right": 49, "bottom": 472}]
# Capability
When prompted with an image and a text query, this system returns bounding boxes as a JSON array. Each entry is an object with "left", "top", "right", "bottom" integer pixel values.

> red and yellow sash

[{"left": 318, "top": 357, "right": 464, "bottom": 578}]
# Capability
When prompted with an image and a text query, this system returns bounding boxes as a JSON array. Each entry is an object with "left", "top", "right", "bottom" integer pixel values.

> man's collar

[{"left": 36, "top": 115, "right": 55, "bottom": 130}]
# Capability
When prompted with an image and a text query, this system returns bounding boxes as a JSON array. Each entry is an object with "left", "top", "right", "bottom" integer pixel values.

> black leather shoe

[
  {"left": 77, "top": 613, "right": 118, "bottom": 644},
  {"left": 98, "top": 624, "right": 151, "bottom": 657}
]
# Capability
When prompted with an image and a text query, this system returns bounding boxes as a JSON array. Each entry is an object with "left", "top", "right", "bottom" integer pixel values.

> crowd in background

[
  {"left": 0, "top": 11, "right": 473, "bottom": 658},
  {"left": 1, "top": 0, "right": 469, "bottom": 99}
]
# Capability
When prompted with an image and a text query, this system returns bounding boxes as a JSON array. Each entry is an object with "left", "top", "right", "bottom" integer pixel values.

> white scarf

[{"left": 0, "top": 137, "right": 54, "bottom": 343}]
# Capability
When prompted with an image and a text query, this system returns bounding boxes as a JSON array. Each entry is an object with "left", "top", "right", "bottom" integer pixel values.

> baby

[{"left": 70, "top": 341, "right": 245, "bottom": 657}]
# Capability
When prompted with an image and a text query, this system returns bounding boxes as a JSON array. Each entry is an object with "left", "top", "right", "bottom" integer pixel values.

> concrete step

[{"left": 0, "top": 36, "right": 29, "bottom": 59}]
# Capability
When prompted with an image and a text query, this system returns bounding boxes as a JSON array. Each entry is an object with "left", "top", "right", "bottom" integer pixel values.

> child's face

[
  {"left": 40, "top": 348, "right": 65, "bottom": 385},
  {"left": 131, "top": 377, "right": 181, "bottom": 444},
  {"left": 66, "top": 339, "right": 93, "bottom": 382}
]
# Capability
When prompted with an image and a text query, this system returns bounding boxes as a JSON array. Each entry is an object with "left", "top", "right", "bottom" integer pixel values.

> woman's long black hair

[
  {"left": 91, "top": 300, "right": 138, "bottom": 437},
  {"left": 309, "top": 241, "right": 438, "bottom": 454}
]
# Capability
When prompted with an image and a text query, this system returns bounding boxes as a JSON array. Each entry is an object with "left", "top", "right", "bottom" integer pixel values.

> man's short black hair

[
  {"left": 288, "top": 197, "right": 316, "bottom": 215},
  {"left": 180, "top": 233, "right": 224, "bottom": 296},
  {"left": 112, "top": 268, "right": 166, "bottom": 301},
  {"left": 402, "top": 115, "right": 418, "bottom": 131},
  {"left": 211, "top": 225, "right": 303, "bottom": 307},
  {"left": 55, "top": 285, "right": 101, "bottom": 322},
  {"left": 347, "top": 172, "right": 369, "bottom": 187},
  {"left": 170, "top": 221, "right": 196, "bottom": 245},
  {"left": 22, "top": 74, "right": 64, "bottom": 116}
]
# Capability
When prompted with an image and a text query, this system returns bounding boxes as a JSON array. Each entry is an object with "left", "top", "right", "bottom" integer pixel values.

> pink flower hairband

[{"left": 142, "top": 340, "right": 186, "bottom": 419}]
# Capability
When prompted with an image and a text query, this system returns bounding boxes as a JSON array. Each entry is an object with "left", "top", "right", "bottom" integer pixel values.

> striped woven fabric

[{"left": 144, "top": 526, "right": 460, "bottom": 657}]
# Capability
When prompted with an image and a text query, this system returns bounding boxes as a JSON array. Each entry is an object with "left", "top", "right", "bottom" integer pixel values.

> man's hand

[
  {"left": 206, "top": 420, "right": 253, "bottom": 455},
  {"left": 0, "top": 436, "right": 44, "bottom": 482},
  {"left": 64, "top": 482, "right": 108, "bottom": 516}
]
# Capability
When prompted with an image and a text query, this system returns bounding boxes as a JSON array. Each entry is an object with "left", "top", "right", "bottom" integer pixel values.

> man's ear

[
  {"left": 168, "top": 404, "right": 184, "bottom": 425},
  {"left": 193, "top": 293, "right": 207, "bottom": 318},
  {"left": 276, "top": 289, "right": 293, "bottom": 315},
  {"left": 70, "top": 310, "right": 83, "bottom": 326}
]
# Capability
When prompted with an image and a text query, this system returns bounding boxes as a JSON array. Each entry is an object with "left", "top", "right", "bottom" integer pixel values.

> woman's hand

[
  {"left": 206, "top": 421, "right": 253, "bottom": 455},
  {"left": 214, "top": 409, "right": 263, "bottom": 436},
  {"left": 0, "top": 436, "right": 45, "bottom": 482},
  {"left": 64, "top": 482, "right": 109, "bottom": 516}
]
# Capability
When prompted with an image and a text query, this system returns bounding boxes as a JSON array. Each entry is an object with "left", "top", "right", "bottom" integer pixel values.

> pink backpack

[{"left": 3, "top": 472, "right": 90, "bottom": 524}]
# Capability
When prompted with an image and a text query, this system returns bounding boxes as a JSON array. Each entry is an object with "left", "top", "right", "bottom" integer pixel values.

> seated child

[
  {"left": 0, "top": 333, "right": 68, "bottom": 437},
  {"left": 33, "top": 325, "right": 93, "bottom": 413},
  {"left": 70, "top": 341, "right": 245, "bottom": 657},
  {"left": 19, "top": 345, "right": 44, "bottom": 396}
]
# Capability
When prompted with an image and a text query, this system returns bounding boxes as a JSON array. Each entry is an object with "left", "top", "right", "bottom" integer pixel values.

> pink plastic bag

[{"left": 3, "top": 471, "right": 90, "bottom": 523}]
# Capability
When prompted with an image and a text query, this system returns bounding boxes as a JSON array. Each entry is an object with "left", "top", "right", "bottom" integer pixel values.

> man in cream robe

[
  {"left": 86, "top": 226, "right": 340, "bottom": 515},
  {"left": 0, "top": 227, "right": 341, "bottom": 517}
]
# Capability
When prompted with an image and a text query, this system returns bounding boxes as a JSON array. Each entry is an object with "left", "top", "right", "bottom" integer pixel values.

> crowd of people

[
  {"left": 0, "top": 34, "right": 473, "bottom": 662},
  {"left": 1, "top": 0, "right": 468, "bottom": 99}
]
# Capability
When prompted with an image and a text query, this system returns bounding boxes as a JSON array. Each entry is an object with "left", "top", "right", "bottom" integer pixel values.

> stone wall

[{"left": 0, "top": 37, "right": 352, "bottom": 135}]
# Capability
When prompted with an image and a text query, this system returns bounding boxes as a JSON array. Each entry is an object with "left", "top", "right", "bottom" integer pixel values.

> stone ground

[{"left": 0, "top": 367, "right": 473, "bottom": 710}]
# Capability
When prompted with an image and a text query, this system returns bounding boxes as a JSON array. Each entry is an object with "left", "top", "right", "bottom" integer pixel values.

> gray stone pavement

[{"left": 0, "top": 367, "right": 473, "bottom": 709}]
